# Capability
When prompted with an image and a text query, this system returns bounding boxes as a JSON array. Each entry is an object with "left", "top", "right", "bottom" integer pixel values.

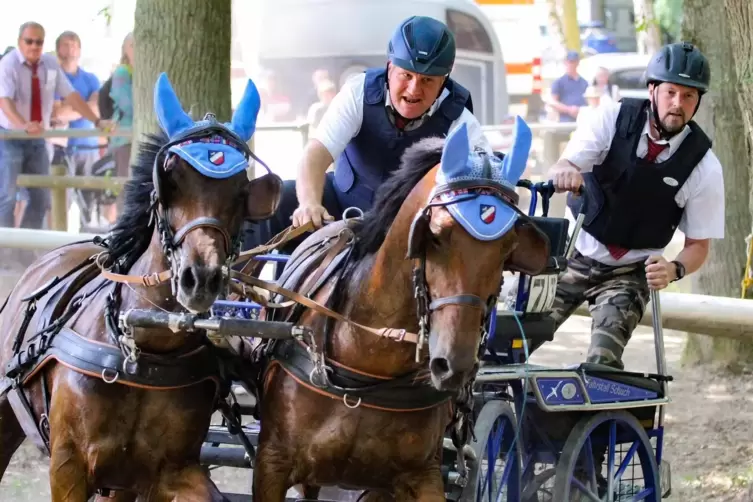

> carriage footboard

[{"left": 120, "top": 309, "right": 308, "bottom": 340}]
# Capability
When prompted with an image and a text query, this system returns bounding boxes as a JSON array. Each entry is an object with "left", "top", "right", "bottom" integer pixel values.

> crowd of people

[{"left": 0, "top": 22, "right": 133, "bottom": 234}]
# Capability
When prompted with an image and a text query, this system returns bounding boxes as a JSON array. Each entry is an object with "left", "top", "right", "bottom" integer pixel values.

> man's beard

[{"left": 660, "top": 110, "right": 687, "bottom": 133}]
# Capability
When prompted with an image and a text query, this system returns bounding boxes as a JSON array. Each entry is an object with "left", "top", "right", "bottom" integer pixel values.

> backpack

[{"left": 98, "top": 75, "right": 115, "bottom": 120}]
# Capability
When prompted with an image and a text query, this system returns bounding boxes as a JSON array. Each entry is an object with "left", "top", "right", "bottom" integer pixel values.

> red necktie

[
  {"left": 29, "top": 62, "right": 42, "bottom": 123},
  {"left": 605, "top": 139, "right": 668, "bottom": 260}
]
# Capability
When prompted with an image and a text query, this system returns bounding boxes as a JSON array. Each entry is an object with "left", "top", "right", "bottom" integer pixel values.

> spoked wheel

[
  {"left": 553, "top": 410, "right": 660, "bottom": 502},
  {"left": 459, "top": 400, "right": 522, "bottom": 502}
]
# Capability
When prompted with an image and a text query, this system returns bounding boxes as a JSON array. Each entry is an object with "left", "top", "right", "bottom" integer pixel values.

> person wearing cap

[
  {"left": 242, "top": 15, "right": 492, "bottom": 255},
  {"left": 548, "top": 50, "right": 588, "bottom": 123},
  {"left": 547, "top": 41, "right": 725, "bottom": 373},
  {"left": 575, "top": 85, "right": 602, "bottom": 129}
]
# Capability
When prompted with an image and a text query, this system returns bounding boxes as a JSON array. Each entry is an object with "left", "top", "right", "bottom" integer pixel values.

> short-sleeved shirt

[
  {"left": 312, "top": 72, "right": 492, "bottom": 161},
  {"left": 0, "top": 48, "right": 74, "bottom": 129},
  {"left": 551, "top": 74, "right": 588, "bottom": 122},
  {"left": 61, "top": 68, "right": 100, "bottom": 148},
  {"left": 561, "top": 100, "right": 725, "bottom": 265}
]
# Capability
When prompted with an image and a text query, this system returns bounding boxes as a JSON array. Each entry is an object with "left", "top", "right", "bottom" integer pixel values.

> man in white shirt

[
  {"left": 547, "top": 42, "right": 725, "bottom": 371},
  {"left": 242, "top": 15, "right": 492, "bottom": 256}
]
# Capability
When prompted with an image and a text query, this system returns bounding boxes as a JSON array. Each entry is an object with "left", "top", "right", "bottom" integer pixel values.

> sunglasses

[{"left": 23, "top": 38, "right": 44, "bottom": 47}]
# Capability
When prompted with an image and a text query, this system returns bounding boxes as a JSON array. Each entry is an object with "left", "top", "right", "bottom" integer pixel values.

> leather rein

[{"left": 95, "top": 169, "right": 523, "bottom": 360}]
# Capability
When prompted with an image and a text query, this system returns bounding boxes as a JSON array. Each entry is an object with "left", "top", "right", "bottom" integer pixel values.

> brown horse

[
  {"left": 249, "top": 120, "right": 551, "bottom": 501},
  {"left": 0, "top": 73, "right": 281, "bottom": 501}
]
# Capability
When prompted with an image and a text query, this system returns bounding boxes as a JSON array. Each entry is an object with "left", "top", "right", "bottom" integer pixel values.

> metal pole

[
  {"left": 651, "top": 289, "right": 669, "bottom": 426},
  {"left": 49, "top": 164, "right": 68, "bottom": 232}
]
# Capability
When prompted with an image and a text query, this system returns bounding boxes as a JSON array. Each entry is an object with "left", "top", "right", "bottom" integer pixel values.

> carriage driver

[
  {"left": 547, "top": 42, "right": 725, "bottom": 370},
  {"left": 242, "top": 15, "right": 494, "bottom": 256}
]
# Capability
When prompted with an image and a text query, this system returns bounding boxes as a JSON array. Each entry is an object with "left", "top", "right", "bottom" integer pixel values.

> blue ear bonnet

[
  {"left": 153, "top": 72, "right": 267, "bottom": 179},
  {"left": 433, "top": 117, "right": 532, "bottom": 241}
]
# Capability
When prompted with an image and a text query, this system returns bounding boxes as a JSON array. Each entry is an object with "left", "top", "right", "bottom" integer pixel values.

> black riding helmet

[{"left": 644, "top": 42, "right": 710, "bottom": 139}]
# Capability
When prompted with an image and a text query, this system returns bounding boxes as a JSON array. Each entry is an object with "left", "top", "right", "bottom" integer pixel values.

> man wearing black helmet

[
  {"left": 242, "top": 15, "right": 492, "bottom": 255},
  {"left": 546, "top": 42, "right": 725, "bottom": 371}
]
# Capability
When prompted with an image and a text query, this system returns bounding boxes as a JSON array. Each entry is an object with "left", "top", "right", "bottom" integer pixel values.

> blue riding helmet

[{"left": 388, "top": 16, "right": 456, "bottom": 77}]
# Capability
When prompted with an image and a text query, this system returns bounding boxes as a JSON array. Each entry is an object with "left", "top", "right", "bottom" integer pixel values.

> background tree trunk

[
  {"left": 132, "top": 0, "right": 232, "bottom": 159},
  {"left": 681, "top": 1, "right": 753, "bottom": 369},
  {"left": 633, "top": 0, "right": 662, "bottom": 54}
]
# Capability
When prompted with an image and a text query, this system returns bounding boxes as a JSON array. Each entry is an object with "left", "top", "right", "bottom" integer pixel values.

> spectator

[
  {"left": 52, "top": 30, "right": 102, "bottom": 178},
  {"left": 306, "top": 68, "right": 331, "bottom": 108},
  {"left": 592, "top": 66, "right": 621, "bottom": 105},
  {"left": 109, "top": 32, "right": 133, "bottom": 180},
  {"left": 306, "top": 79, "right": 337, "bottom": 136},
  {"left": 548, "top": 50, "right": 588, "bottom": 123},
  {"left": 0, "top": 21, "right": 107, "bottom": 230},
  {"left": 259, "top": 71, "right": 292, "bottom": 122},
  {"left": 576, "top": 85, "right": 602, "bottom": 128}
]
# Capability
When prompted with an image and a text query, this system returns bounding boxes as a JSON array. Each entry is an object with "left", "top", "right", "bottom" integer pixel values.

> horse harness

[{"left": 1, "top": 118, "right": 263, "bottom": 455}]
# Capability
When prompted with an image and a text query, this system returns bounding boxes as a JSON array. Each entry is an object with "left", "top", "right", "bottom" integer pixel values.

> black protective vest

[{"left": 568, "top": 98, "right": 711, "bottom": 250}]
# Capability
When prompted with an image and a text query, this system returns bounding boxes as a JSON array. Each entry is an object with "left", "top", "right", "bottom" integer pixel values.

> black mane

[
  {"left": 103, "top": 132, "right": 168, "bottom": 271},
  {"left": 351, "top": 136, "right": 445, "bottom": 260}
]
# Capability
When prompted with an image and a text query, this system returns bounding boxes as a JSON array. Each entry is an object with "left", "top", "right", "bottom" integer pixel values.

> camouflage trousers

[{"left": 549, "top": 250, "right": 650, "bottom": 369}]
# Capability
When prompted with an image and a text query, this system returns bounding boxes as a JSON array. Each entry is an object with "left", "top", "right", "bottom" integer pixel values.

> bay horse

[
  {"left": 248, "top": 118, "right": 551, "bottom": 501},
  {"left": 0, "top": 73, "right": 282, "bottom": 501}
]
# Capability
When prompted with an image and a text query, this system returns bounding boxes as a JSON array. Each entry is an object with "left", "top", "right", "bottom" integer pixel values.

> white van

[{"left": 237, "top": 0, "right": 510, "bottom": 126}]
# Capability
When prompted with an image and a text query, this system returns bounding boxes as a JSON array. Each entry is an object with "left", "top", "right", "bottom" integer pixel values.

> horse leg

[
  {"left": 393, "top": 468, "right": 445, "bottom": 502},
  {"left": 49, "top": 441, "right": 90, "bottom": 502},
  {"left": 0, "top": 392, "right": 26, "bottom": 481},
  {"left": 292, "top": 484, "right": 320, "bottom": 500},
  {"left": 92, "top": 491, "right": 137, "bottom": 501},
  {"left": 252, "top": 448, "right": 292, "bottom": 502},
  {"left": 151, "top": 464, "right": 224, "bottom": 502}
]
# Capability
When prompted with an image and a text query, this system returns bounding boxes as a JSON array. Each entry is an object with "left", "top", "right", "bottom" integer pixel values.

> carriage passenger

[
  {"left": 242, "top": 15, "right": 494, "bottom": 257},
  {"left": 547, "top": 42, "right": 725, "bottom": 370}
]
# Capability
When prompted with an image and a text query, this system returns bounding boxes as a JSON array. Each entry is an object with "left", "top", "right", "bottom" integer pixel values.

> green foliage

[
  {"left": 654, "top": 0, "right": 684, "bottom": 41},
  {"left": 97, "top": 6, "right": 112, "bottom": 27}
]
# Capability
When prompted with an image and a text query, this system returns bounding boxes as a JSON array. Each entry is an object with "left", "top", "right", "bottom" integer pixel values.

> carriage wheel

[
  {"left": 552, "top": 410, "right": 660, "bottom": 502},
  {"left": 458, "top": 400, "right": 522, "bottom": 502}
]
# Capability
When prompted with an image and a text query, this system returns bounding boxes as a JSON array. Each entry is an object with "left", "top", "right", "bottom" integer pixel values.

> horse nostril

[
  {"left": 430, "top": 357, "right": 451, "bottom": 378},
  {"left": 207, "top": 267, "right": 223, "bottom": 292},
  {"left": 180, "top": 266, "right": 197, "bottom": 291}
]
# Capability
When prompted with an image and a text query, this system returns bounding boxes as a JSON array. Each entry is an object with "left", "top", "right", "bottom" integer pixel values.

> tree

[
  {"left": 633, "top": 0, "right": 662, "bottom": 54},
  {"left": 681, "top": 1, "right": 753, "bottom": 368},
  {"left": 654, "top": 0, "right": 684, "bottom": 43},
  {"left": 132, "top": 0, "right": 232, "bottom": 156}
]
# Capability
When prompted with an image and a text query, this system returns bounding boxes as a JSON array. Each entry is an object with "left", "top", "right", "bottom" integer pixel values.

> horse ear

[
  {"left": 153, "top": 73, "right": 194, "bottom": 138},
  {"left": 439, "top": 123, "right": 470, "bottom": 181},
  {"left": 500, "top": 116, "right": 533, "bottom": 185},
  {"left": 246, "top": 173, "right": 283, "bottom": 221},
  {"left": 227, "top": 79, "right": 261, "bottom": 143},
  {"left": 505, "top": 220, "right": 550, "bottom": 276}
]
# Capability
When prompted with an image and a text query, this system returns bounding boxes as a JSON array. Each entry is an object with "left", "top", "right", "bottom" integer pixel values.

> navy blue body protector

[
  {"left": 567, "top": 98, "right": 711, "bottom": 250},
  {"left": 332, "top": 67, "right": 473, "bottom": 212}
]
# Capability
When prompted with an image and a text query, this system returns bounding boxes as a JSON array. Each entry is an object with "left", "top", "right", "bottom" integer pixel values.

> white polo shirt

[
  {"left": 312, "top": 72, "right": 493, "bottom": 161},
  {"left": 561, "top": 100, "right": 725, "bottom": 265}
]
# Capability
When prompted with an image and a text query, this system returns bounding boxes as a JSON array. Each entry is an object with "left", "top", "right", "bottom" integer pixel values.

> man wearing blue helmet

[{"left": 243, "top": 15, "right": 492, "bottom": 254}]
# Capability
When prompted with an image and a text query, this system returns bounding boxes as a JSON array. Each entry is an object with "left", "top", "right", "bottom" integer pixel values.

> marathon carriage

[{"left": 119, "top": 182, "right": 673, "bottom": 501}]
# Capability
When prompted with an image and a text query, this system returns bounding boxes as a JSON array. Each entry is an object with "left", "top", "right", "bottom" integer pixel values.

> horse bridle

[
  {"left": 148, "top": 114, "right": 263, "bottom": 295},
  {"left": 406, "top": 178, "right": 522, "bottom": 362}
]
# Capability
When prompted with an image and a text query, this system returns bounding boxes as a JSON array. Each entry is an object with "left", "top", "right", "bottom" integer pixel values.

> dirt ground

[{"left": 1, "top": 263, "right": 753, "bottom": 501}]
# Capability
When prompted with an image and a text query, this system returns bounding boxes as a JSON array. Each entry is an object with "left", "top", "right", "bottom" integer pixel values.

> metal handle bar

[{"left": 120, "top": 308, "right": 307, "bottom": 340}]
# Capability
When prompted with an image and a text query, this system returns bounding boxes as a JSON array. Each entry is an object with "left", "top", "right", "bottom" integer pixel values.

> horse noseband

[
  {"left": 171, "top": 216, "right": 233, "bottom": 256},
  {"left": 428, "top": 294, "right": 487, "bottom": 315}
]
